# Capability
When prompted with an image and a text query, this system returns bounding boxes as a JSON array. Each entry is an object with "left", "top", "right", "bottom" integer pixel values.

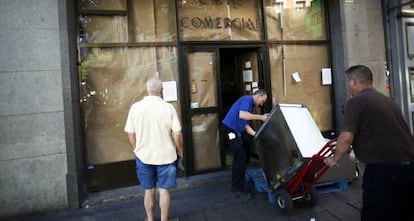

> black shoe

[
  {"left": 232, "top": 190, "right": 240, "bottom": 198},
  {"left": 233, "top": 191, "right": 252, "bottom": 201},
  {"left": 241, "top": 192, "right": 252, "bottom": 201}
]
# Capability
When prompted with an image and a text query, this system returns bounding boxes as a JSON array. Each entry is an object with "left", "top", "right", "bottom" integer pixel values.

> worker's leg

[
  {"left": 241, "top": 132, "right": 252, "bottom": 164},
  {"left": 159, "top": 188, "right": 171, "bottom": 221},
  {"left": 229, "top": 136, "right": 246, "bottom": 192},
  {"left": 219, "top": 125, "right": 248, "bottom": 194}
]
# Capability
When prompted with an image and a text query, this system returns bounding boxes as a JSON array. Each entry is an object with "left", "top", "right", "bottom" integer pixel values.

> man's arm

[
  {"left": 172, "top": 130, "right": 184, "bottom": 159},
  {"left": 324, "top": 131, "right": 354, "bottom": 167},
  {"left": 245, "top": 124, "right": 256, "bottom": 136},
  {"left": 239, "top": 110, "right": 268, "bottom": 122},
  {"left": 127, "top": 132, "right": 136, "bottom": 150}
]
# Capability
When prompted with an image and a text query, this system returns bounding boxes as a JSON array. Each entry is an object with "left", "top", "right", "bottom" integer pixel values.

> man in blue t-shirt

[{"left": 221, "top": 89, "right": 269, "bottom": 200}]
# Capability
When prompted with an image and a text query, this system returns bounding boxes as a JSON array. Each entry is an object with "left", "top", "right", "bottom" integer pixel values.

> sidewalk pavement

[{"left": 5, "top": 170, "right": 362, "bottom": 221}]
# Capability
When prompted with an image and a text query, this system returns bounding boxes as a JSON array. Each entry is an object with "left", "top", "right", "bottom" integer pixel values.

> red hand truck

[{"left": 272, "top": 138, "right": 337, "bottom": 214}]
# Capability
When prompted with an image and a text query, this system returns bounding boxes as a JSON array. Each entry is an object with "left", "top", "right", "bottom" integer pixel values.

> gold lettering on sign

[{"left": 180, "top": 16, "right": 261, "bottom": 30}]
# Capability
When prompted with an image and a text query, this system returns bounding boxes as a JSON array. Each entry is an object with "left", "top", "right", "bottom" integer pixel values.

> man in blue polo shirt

[{"left": 221, "top": 89, "right": 269, "bottom": 200}]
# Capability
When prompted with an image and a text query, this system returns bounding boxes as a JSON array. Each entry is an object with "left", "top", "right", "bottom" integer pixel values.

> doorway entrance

[
  {"left": 218, "top": 47, "right": 264, "bottom": 168},
  {"left": 168, "top": 45, "right": 270, "bottom": 177}
]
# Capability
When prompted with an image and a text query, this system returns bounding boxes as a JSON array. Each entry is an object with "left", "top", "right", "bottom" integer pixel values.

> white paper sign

[
  {"left": 243, "top": 70, "right": 253, "bottom": 82},
  {"left": 245, "top": 61, "right": 251, "bottom": 69},
  {"left": 162, "top": 81, "right": 178, "bottom": 102},
  {"left": 292, "top": 72, "right": 301, "bottom": 83},
  {"left": 322, "top": 68, "right": 332, "bottom": 85},
  {"left": 191, "top": 102, "right": 199, "bottom": 109},
  {"left": 245, "top": 84, "right": 251, "bottom": 91}
]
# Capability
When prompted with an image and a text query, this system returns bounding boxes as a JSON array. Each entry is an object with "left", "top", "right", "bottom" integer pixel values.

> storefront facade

[
  {"left": 78, "top": 0, "right": 333, "bottom": 192},
  {"left": 2, "top": 0, "right": 412, "bottom": 218}
]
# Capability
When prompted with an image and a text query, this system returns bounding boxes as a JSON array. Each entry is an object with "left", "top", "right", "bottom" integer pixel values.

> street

[{"left": 8, "top": 170, "right": 362, "bottom": 221}]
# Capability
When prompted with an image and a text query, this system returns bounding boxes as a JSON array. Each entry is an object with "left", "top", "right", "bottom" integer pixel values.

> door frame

[
  {"left": 179, "top": 44, "right": 272, "bottom": 175},
  {"left": 180, "top": 46, "right": 221, "bottom": 175}
]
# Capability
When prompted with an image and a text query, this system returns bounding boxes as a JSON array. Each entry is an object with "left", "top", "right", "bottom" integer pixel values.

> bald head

[{"left": 146, "top": 78, "right": 162, "bottom": 95}]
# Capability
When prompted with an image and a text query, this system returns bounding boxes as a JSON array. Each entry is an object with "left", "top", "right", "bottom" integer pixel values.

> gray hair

[
  {"left": 146, "top": 77, "right": 162, "bottom": 93},
  {"left": 253, "top": 89, "right": 267, "bottom": 96},
  {"left": 345, "top": 65, "right": 373, "bottom": 84}
]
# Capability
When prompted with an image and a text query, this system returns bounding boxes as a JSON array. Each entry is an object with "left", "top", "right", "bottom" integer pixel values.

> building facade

[{"left": 0, "top": 0, "right": 412, "bottom": 218}]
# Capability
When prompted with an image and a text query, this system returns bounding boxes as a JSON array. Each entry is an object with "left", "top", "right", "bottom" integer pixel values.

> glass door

[{"left": 184, "top": 49, "right": 222, "bottom": 174}]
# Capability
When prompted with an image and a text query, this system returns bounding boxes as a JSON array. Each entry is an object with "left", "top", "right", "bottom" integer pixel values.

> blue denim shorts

[{"left": 135, "top": 157, "right": 177, "bottom": 190}]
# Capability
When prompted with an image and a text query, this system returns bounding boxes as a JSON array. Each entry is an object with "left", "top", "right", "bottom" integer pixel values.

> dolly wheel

[
  {"left": 305, "top": 187, "right": 319, "bottom": 207},
  {"left": 274, "top": 189, "right": 294, "bottom": 214}
]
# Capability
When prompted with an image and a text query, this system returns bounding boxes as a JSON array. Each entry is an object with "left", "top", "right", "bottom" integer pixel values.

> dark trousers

[
  {"left": 220, "top": 124, "right": 250, "bottom": 192},
  {"left": 361, "top": 162, "right": 414, "bottom": 221}
]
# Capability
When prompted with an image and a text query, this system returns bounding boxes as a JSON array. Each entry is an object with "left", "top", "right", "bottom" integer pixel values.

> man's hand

[
  {"left": 127, "top": 132, "right": 136, "bottom": 150},
  {"left": 245, "top": 124, "right": 256, "bottom": 136},
  {"left": 324, "top": 157, "right": 338, "bottom": 168},
  {"left": 173, "top": 131, "right": 183, "bottom": 159},
  {"left": 261, "top": 113, "right": 269, "bottom": 121},
  {"left": 176, "top": 148, "right": 184, "bottom": 159},
  {"left": 323, "top": 131, "right": 354, "bottom": 168}
]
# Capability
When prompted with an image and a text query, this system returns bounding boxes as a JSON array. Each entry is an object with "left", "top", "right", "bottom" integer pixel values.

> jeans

[{"left": 220, "top": 124, "right": 250, "bottom": 192}]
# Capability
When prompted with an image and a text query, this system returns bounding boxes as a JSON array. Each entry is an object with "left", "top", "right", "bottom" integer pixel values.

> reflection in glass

[
  {"left": 127, "top": 0, "right": 176, "bottom": 42},
  {"left": 269, "top": 44, "right": 332, "bottom": 131},
  {"left": 79, "top": 0, "right": 176, "bottom": 43},
  {"left": 80, "top": 15, "right": 128, "bottom": 43},
  {"left": 265, "top": 0, "right": 327, "bottom": 41},
  {"left": 79, "top": 47, "right": 178, "bottom": 164},
  {"left": 78, "top": 0, "right": 127, "bottom": 11}
]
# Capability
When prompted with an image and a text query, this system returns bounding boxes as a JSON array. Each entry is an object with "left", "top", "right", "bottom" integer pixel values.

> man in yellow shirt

[{"left": 125, "top": 77, "right": 183, "bottom": 221}]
